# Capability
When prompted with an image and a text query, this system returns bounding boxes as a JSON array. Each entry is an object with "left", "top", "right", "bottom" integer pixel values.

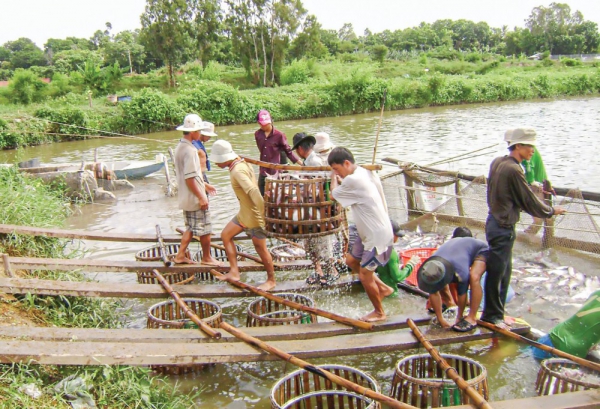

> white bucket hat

[
  {"left": 200, "top": 121, "right": 217, "bottom": 137},
  {"left": 507, "top": 128, "right": 537, "bottom": 147},
  {"left": 503, "top": 129, "right": 513, "bottom": 142},
  {"left": 176, "top": 114, "right": 203, "bottom": 132},
  {"left": 209, "top": 140, "right": 238, "bottom": 164},
  {"left": 314, "top": 132, "right": 334, "bottom": 152}
]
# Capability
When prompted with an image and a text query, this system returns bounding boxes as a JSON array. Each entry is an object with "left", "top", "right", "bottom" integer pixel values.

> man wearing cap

[
  {"left": 255, "top": 109, "right": 303, "bottom": 196},
  {"left": 483, "top": 128, "right": 566, "bottom": 329},
  {"left": 172, "top": 114, "right": 220, "bottom": 266},
  {"left": 192, "top": 121, "right": 217, "bottom": 196},
  {"left": 210, "top": 139, "right": 276, "bottom": 291},
  {"left": 417, "top": 237, "right": 488, "bottom": 331},
  {"left": 328, "top": 147, "right": 394, "bottom": 322}
]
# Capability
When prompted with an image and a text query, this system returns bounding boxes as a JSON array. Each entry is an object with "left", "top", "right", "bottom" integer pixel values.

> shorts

[
  {"left": 184, "top": 209, "right": 212, "bottom": 237},
  {"left": 232, "top": 215, "right": 267, "bottom": 239},
  {"left": 350, "top": 234, "right": 393, "bottom": 272}
]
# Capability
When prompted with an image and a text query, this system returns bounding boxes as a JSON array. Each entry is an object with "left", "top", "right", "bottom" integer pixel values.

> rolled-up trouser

[{"left": 481, "top": 214, "right": 516, "bottom": 325}]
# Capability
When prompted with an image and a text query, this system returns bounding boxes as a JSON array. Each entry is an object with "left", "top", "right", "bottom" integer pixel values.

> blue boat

[{"left": 111, "top": 161, "right": 165, "bottom": 180}]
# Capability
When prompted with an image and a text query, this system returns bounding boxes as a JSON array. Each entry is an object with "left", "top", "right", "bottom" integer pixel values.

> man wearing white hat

[
  {"left": 313, "top": 132, "right": 335, "bottom": 163},
  {"left": 210, "top": 140, "right": 276, "bottom": 291},
  {"left": 172, "top": 114, "right": 220, "bottom": 266},
  {"left": 482, "top": 128, "right": 566, "bottom": 329}
]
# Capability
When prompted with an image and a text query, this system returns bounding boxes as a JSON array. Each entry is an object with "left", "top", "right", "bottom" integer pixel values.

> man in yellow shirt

[{"left": 210, "top": 140, "right": 276, "bottom": 291}]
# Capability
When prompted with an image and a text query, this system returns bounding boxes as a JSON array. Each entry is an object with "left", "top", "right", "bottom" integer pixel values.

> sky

[{"left": 1, "top": 0, "right": 600, "bottom": 48}]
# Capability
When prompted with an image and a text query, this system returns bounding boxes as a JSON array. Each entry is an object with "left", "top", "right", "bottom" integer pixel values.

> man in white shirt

[
  {"left": 173, "top": 114, "right": 220, "bottom": 266},
  {"left": 329, "top": 147, "right": 394, "bottom": 322}
]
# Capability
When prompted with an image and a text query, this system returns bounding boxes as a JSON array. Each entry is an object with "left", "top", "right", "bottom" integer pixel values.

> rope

[{"left": 3, "top": 130, "right": 179, "bottom": 144}]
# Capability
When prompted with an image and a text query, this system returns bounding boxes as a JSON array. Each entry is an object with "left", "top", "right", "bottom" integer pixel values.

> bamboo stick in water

[
  {"left": 219, "top": 321, "right": 416, "bottom": 409},
  {"left": 155, "top": 225, "right": 173, "bottom": 267},
  {"left": 407, "top": 319, "right": 493, "bottom": 409},
  {"left": 152, "top": 269, "right": 221, "bottom": 339},
  {"left": 209, "top": 269, "right": 374, "bottom": 330}
]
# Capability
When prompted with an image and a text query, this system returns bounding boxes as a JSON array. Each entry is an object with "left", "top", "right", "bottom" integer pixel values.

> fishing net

[{"left": 380, "top": 165, "right": 600, "bottom": 256}]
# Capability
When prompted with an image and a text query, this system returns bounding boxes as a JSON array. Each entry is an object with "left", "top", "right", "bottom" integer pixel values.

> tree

[
  {"left": 190, "top": 0, "right": 223, "bottom": 67},
  {"left": 103, "top": 30, "right": 146, "bottom": 74},
  {"left": 370, "top": 44, "right": 388, "bottom": 65},
  {"left": 290, "top": 15, "right": 328, "bottom": 59},
  {"left": 526, "top": 3, "right": 582, "bottom": 52},
  {"left": 52, "top": 49, "right": 103, "bottom": 74},
  {"left": 140, "top": 0, "right": 195, "bottom": 87},
  {"left": 8, "top": 69, "right": 48, "bottom": 104},
  {"left": 3, "top": 38, "right": 46, "bottom": 69},
  {"left": 90, "top": 22, "right": 113, "bottom": 49},
  {"left": 338, "top": 23, "right": 356, "bottom": 42}
]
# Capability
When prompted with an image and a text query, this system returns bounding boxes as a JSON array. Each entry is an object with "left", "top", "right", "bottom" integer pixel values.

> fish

[
  {"left": 521, "top": 276, "right": 550, "bottom": 283},
  {"left": 567, "top": 267, "right": 576, "bottom": 277}
]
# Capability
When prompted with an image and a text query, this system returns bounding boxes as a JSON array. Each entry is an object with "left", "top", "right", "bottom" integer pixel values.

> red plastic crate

[{"left": 400, "top": 247, "right": 438, "bottom": 287}]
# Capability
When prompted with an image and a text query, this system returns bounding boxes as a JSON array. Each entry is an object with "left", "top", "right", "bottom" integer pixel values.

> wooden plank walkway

[
  {"left": 0, "top": 275, "right": 358, "bottom": 298},
  {"left": 7, "top": 256, "right": 312, "bottom": 273},
  {"left": 0, "top": 314, "right": 431, "bottom": 343},
  {"left": 0, "top": 323, "right": 530, "bottom": 366},
  {"left": 448, "top": 390, "right": 599, "bottom": 409}
]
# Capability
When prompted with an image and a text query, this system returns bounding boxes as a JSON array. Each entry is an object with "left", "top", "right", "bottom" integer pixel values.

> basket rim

[
  {"left": 395, "top": 353, "right": 487, "bottom": 386},
  {"left": 147, "top": 298, "right": 222, "bottom": 326},
  {"left": 540, "top": 358, "right": 600, "bottom": 388},
  {"left": 279, "top": 390, "right": 376, "bottom": 409},
  {"left": 271, "top": 364, "right": 380, "bottom": 404},
  {"left": 247, "top": 293, "right": 315, "bottom": 323}
]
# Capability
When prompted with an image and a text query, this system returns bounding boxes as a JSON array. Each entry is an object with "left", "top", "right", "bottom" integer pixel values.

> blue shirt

[
  {"left": 432, "top": 237, "right": 488, "bottom": 295},
  {"left": 191, "top": 140, "right": 210, "bottom": 171}
]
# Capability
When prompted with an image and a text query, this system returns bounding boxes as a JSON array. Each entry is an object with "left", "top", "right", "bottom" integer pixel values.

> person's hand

[
  {"left": 553, "top": 206, "right": 566, "bottom": 215},
  {"left": 199, "top": 196, "right": 209, "bottom": 211},
  {"left": 206, "top": 184, "right": 217, "bottom": 197},
  {"left": 408, "top": 255, "right": 421, "bottom": 267}
]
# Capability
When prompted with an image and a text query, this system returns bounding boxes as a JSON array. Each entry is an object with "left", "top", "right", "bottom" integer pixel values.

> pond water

[{"left": 1, "top": 97, "right": 599, "bottom": 407}]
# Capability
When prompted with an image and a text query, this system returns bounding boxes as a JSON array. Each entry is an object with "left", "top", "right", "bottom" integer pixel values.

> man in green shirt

[
  {"left": 375, "top": 220, "right": 418, "bottom": 296},
  {"left": 533, "top": 289, "right": 600, "bottom": 359}
]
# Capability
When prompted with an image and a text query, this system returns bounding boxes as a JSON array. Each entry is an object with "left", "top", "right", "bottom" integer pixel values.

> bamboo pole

[
  {"left": 276, "top": 236, "right": 305, "bottom": 250},
  {"left": 371, "top": 88, "right": 388, "bottom": 165},
  {"left": 155, "top": 225, "right": 173, "bottom": 267},
  {"left": 476, "top": 320, "right": 600, "bottom": 373},
  {"left": 1, "top": 254, "right": 13, "bottom": 278},
  {"left": 407, "top": 319, "right": 493, "bottom": 409},
  {"left": 209, "top": 269, "right": 373, "bottom": 330},
  {"left": 219, "top": 321, "right": 414, "bottom": 409},
  {"left": 152, "top": 269, "right": 221, "bottom": 339},
  {"left": 210, "top": 242, "right": 263, "bottom": 265},
  {"left": 242, "top": 156, "right": 382, "bottom": 172}
]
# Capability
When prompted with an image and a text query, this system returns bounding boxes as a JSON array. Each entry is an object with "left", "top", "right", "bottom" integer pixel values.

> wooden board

[
  {"left": 0, "top": 323, "right": 530, "bottom": 366},
  {"left": 448, "top": 390, "right": 600, "bottom": 409},
  {"left": 0, "top": 223, "right": 249, "bottom": 243},
  {"left": 7, "top": 256, "right": 312, "bottom": 273},
  {"left": 0, "top": 313, "right": 432, "bottom": 343},
  {"left": 0, "top": 275, "right": 357, "bottom": 299}
]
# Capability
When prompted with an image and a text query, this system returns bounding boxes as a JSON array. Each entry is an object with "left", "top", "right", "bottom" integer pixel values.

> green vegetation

[{"left": 0, "top": 167, "right": 200, "bottom": 407}]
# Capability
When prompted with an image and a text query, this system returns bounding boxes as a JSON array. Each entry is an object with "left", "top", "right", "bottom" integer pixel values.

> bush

[
  {"left": 561, "top": 58, "right": 582, "bottom": 67},
  {"left": 35, "top": 106, "right": 90, "bottom": 137},
  {"left": 118, "top": 88, "right": 184, "bottom": 133},
  {"left": 370, "top": 44, "right": 389, "bottom": 65},
  {"left": 8, "top": 69, "right": 48, "bottom": 104},
  {"left": 177, "top": 80, "right": 249, "bottom": 125},
  {"left": 476, "top": 61, "right": 500, "bottom": 75},
  {"left": 46, "top": 72, "right": 72, "bottom": 98},
  {"left": 465, "top": 52, "right": 482, "bottom": 63},
  {"left": 280, "top": 59, "right": 311, "bottom": 85}
]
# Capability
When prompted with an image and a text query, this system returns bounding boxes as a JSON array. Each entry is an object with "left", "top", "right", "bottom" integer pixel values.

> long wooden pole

[
  {"left": 241, "top": 157, "right": 382, "bottom": 172},
  {"left": 371, "top": 88, "right": 388, "bottom": 165},
  {"left": 477, "top": 320, "right": 600, "bottom": 372},
  {"left": 219, "top": 322, "right": 415, "bottom": 409},
  {"left": 152, "top": 269, "right": 221, "bottom": 339},
  {"left": 155, "top": 225, "right": 173, "bottom": 267},
  {"left": 407, "top": 319, "right": 493, "bottom": 409},
  {"left": 209, "top": 269, "right": 373, "bottom": 330}
]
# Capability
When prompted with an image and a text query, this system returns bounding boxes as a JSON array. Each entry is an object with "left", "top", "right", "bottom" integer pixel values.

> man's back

[{"left": 174, "top": 139, "right": 202, "bottom": 211}]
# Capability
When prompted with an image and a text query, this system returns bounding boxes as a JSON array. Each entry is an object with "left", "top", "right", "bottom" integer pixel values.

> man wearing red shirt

[{"left": 254, "top": 109, "right": 303, "bottom": 196}]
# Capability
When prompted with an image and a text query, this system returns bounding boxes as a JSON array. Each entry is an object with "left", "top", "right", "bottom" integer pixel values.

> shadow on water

[{"left": 2, "top": 97, "right": 600, "bottom": 407}]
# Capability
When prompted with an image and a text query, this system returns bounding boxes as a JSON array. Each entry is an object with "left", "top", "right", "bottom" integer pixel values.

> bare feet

[
  {"left": 216, "top": 272, "right": 241, "bottom": 282},
  {"left": 200, "top": 256, "right": 224, "bottom": 267},
  {"left": 172, "top": 256, "right": 197, "bottom": 264},
  {"left": 360, "top": 311, "right": 387, "bottom": 322},
  {"left": 257, "top": 280, "right": 276, "bottom": 291}
]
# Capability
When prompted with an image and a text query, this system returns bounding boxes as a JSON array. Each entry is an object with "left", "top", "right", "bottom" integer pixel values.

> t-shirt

[
  {"left": 431, "top": 237, "right": 489, "bottom": 295},
  {"left": 174, "top": 138, "right": 204, "bottom": 211},
  {"left": 376, "top": 250, "right": 411, "bottom": 296},
  {"left": 303, "top": 150, "right": 328, "bottom": 177},
  {"left": 230, "top": 160, "right": 265, "bottom": 229},
  {"left": 487, "top": 155, "right": 554, "bottom": 227},
  {"left": 331, "top": 166, "right": 392, "bottom": 254},
  {"left": 254, "top": 128, "right": 299, "bottom": 176},
  {"left": 521, "top": 149, "right": 547, "bottom": 185},
  {"left": 550, "top": 290, "right": 600, "bottom": 358}
]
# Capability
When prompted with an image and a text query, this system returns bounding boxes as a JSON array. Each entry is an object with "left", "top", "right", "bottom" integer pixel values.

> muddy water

[{"left": 2, "top": 97, "right": 600, "bottom": 407}]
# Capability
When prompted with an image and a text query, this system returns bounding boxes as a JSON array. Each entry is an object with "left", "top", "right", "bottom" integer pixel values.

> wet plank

[
  {"left": 0, "top": 314, "right": 432, "bottom": 343},
  {"left": 7, "top": 256, "right": 312, "bottom": 273},
  {"left": 0, "top": 324, "right": 530, "bottom": 366},
  {"left": 448, "top": 390, "right": 600, "bottom": 409},
  {"left": 0, "top": 275, "right": 357, "bottom": 298}
]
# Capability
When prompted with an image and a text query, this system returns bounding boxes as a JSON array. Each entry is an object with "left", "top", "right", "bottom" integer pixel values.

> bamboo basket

[
  {"left": 535, "top": 358, "right": 600, "bottom": 396},
  {"left": 271, "top": 364, "right": 380, "bottom": 409},
  {"left": 264, "top": 175, "right": 347, "bottom": 239},
  {"left": 246, "top": 293, "right": 318, "bottom": 327},
  {"left": 146, "top": 298, "right": 222, "bottom": 374},
  {"left": 135, "top": 243, "right": 243, "bottom": 262},
  {"left": 390, "top": 353, "right": 488, "bottom": 408},
  {"left": 136, "top": 270, "right": 195, "bottom": 285}
]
